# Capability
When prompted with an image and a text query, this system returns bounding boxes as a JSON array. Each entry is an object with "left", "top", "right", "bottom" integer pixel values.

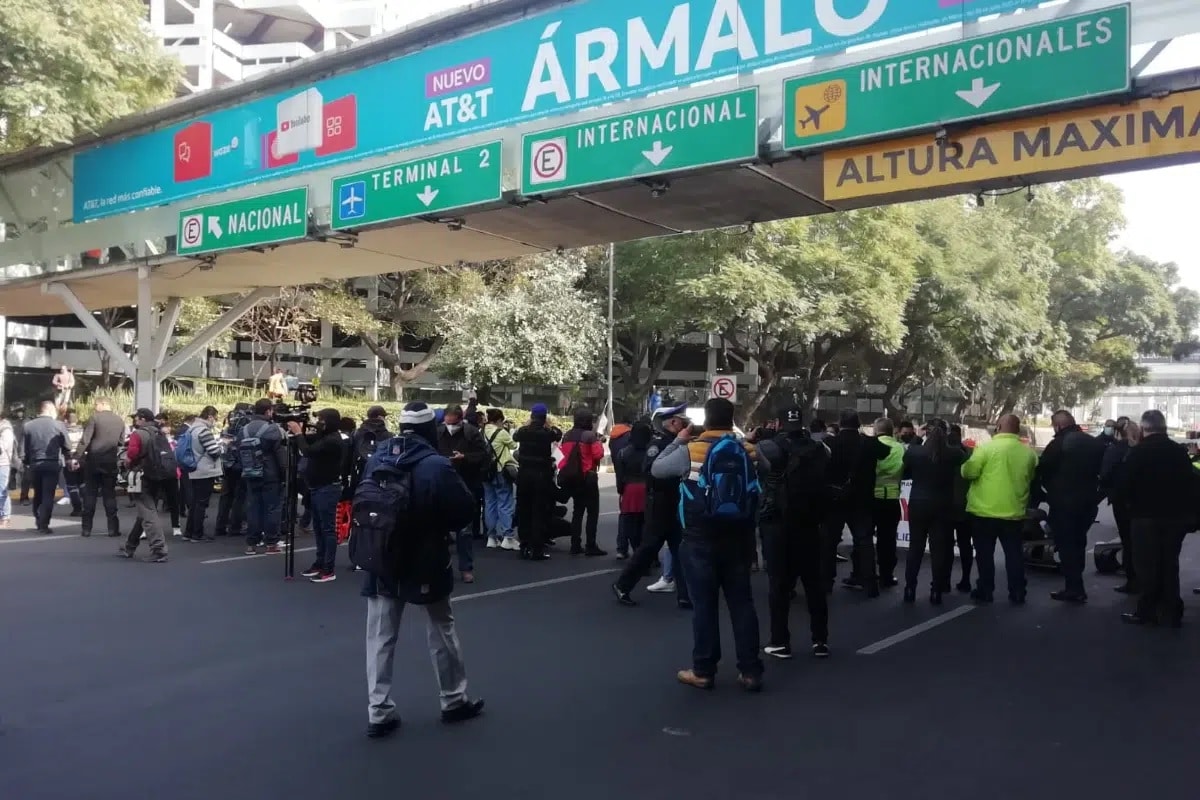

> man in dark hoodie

[
  {"left": 1036, "top": 410, "right": 1105, "bottom": 604},
  {"left": 352, "top": 406, "right": 391, "bottom": 483},
  {"left": 757, "top": 405, "right": 831, "bottom": 660},
  {"left": 821, "top": 409, "right": 890, "bottom": 597},
  {"left": 614, "top": 419, "right": 653, "bottom": 559},
  {"left": 437, "top": 404, "right": 488, "bottom": 582},
  {"left": 360, "top": 402, "right": 484, "bottom": 738},
  {"left": 513, "top": 403, "right": 562, "bottom": 560},
  {"left": 288, "top": 408, "right": 347, "bottom": 583}
]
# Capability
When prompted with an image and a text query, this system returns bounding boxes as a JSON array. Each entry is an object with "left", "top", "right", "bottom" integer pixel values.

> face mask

[
  {"left": 1103, "top": 426, "right": 1115, "bottom": 437},
  {"left": 900, "top": 433, "right": 915, "bottom": 443},
  {"left": 446, "top": 424, "right": 462, "bottom": 435}
]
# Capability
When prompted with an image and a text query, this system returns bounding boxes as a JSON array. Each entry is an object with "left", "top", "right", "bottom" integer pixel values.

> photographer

[
  {"left": 239, "top": 399, "right": 286, "bottom": 555},
  {"left": 288, "top": 408, "right": 345, "bottom": 583}
]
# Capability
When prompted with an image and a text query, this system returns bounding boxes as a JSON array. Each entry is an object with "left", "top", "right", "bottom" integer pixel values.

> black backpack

[
  {"left": 558, "top": 441, "right": 584, "bottom": 487},
  {"left": 349, "top": 446, "right": 421, "bottom": 578},
  {"left": 780, "top": 436, "right": 828, "bottom": 518},
  {"left": 139, "top": 427, "right": 178, "bottom": 481}
]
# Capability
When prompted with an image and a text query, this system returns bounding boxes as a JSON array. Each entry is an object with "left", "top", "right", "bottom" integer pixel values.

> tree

[
  {"left": 436, "top": 252, "right": 605, "bottom": 387},
  {"left": 91, "top": 307, "right": 134, "bottom": 389},
  {"left": 230, "top": 289, "right": 318, "bottom": 385},
  {"left": 0, "top": 0, "right": 179, "bottom": 153}
]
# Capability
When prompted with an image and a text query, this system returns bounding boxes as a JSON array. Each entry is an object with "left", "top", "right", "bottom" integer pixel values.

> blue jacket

[{"left": 360, "top": 433, "right": 475, "bottom": 604}]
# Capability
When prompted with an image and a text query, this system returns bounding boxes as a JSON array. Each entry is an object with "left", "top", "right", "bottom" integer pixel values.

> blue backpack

[
  {"left": 175, "top": 427, "right": 200, "bottom": 473},
  {"left": 680, "top": 434, "right": 760, "bottom": 525}
]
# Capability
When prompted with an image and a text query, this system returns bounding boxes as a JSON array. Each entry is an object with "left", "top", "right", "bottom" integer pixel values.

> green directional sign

[
  {"left": 177, "top": 187, "right": 308, "bottom": 256},
  {"left": 330, "top": 141, "right": 504, "bottom": 230},
  {"left": 521, "top": 88, "right": 759, "bottom": 195},
  {"left": 783, "top": 5, "right": 1130, "bottom": 152}
]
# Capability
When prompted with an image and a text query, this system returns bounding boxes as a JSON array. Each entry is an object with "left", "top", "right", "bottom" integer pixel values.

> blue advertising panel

[{"left": 72, "top": 0, "right": 1046, "bottom": 221}]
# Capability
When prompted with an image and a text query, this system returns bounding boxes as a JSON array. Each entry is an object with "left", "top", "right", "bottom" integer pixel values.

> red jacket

[{"left": 558, "top": 430, "right": 605, "bottom": 474}]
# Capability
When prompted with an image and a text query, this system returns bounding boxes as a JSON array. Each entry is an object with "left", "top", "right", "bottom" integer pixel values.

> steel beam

[
  {"left": 152, "top": 297, "right": 184, "bottom": 369},
  {"left": 159, "top": 287, "right": 278, "bottom": 379},
  {"left": 43, "top": 283, "right": 136, "bottom": 376}
]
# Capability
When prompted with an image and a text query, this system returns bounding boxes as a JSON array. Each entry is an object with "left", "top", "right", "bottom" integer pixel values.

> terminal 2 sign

[{"left": 822, "top": 89, "right": 1200, "bottom": 201}]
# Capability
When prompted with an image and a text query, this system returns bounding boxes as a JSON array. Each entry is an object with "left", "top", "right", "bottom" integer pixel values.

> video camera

[{"left": 273, "top": 382, "right": 318, "bottom": 430}]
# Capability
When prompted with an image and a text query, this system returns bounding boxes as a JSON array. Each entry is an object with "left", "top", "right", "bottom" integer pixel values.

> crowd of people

[{"left": 2, "top": 391, "right": 1195, "bottom": 734}]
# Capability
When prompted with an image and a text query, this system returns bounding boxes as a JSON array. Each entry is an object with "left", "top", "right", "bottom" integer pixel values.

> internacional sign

[
  {"left": 821, "top": 89, "right": 1200, "bottom": 202},
  {"left": 73, "top": 0, "right": 1046, "bottom": 222}
]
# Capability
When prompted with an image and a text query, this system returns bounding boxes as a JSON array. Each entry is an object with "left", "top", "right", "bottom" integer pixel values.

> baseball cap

[
  {"left": 779, "top": 405, "right": 804, "bottom": 432},
  {"left": 367, "top": 405, "right": 388, "bottom": 419},
  {"left": 134, "top": 408, "right": 156, "bottom": 422}
]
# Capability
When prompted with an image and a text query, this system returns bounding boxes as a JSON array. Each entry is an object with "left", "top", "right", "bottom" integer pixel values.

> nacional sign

[
  {"left": 177, "top": 187, "right": 308, "bottom": 257},
  {"left": 822, "top": 90, "right": 1200, "bottom": 201}
]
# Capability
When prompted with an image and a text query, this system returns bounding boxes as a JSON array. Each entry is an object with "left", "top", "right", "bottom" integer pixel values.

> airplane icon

[
  {"left": 339, "top": 181, "right": 366, "bottom": 220},
  {"left": 796, "top": 105, "right": 830, "bottom": 131}
]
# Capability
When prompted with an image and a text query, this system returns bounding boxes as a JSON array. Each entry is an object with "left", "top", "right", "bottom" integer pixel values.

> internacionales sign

[
  {"left": 821, "top": 91, "right": 1200, "bottom": 201},
  {"left": 177, "top": 187, "right": 309, "bottom": 256}
]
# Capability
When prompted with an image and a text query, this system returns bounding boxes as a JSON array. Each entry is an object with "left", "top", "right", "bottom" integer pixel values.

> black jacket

[
  {"left": 1123, "top": 434, "right": 1195, "bottom": 520},
  {"left": 825, "top": 429, "right": 889, "bottom": 505},
  {"left": 513, "top": 422, "right": 561, "bottom": 469},
  {"left": 903, "top": 443, "right": 967, "bottom": 513},
  {"left": 24, "top": 415, "right": 71, "bottom": 471},
  {"left": 437, "top": 422, "right": 488, "bottom": 486},
  {"left": 296, "top": 429, "right": 345, "bottom": 488},
  {"left": 1099, "top": 440, "right": 1132, "bottom": 507},
  {"left": 614, "top": 435, "right": 651, "bottom": 493},
  {"left": 353, "top": 418, "right": 390, "bottom": 463},
  {"left": 75, "top": 409, "right": 126, "bottom": 473},
  {"left": 1036, "top": 425, "right": 1105, "bottom": 512},
  {"left": 756, "top": 431, "right": 829, "bottom": 523}
]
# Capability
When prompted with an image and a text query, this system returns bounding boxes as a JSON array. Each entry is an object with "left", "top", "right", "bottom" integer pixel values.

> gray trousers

[
  {"left": 126, "top": 481, "right": 167, "bottom": 556},
  {"left": 365, "top": 595, "right": 468, "bottom": 724}
]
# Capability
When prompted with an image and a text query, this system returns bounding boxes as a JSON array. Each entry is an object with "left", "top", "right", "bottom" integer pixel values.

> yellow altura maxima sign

[{"left": 823, "top": 89, "right": 1200, "bottom": 201}]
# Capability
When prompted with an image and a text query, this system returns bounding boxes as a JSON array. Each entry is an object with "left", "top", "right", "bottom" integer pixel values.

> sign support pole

[{"left": 604, "top": 242, "right": 615, "bottom": 433}]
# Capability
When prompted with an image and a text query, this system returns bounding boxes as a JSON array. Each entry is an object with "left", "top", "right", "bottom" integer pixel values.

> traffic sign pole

[
  {"left": 521, "top": 88, "right": 760, "bottom": 196},
  {"left": 330, "top": 141, "right": 503, "bottom": 229},
  {"left": 783, "top": 5, "right": 1130, "bottom": 152}
]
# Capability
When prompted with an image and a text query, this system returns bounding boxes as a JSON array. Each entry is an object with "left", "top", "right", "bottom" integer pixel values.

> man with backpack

[
  {"left": 558, "top": 407, "right": 607, "bottom": 556},
  {"left": 118, "top": 408, "right": 174, "bottom": 562},
  {"left": 356, "top": 402, "right": 485, "bottom": 738},
  {"left": 651, "top": 398, "right": 764, "bottom": 692},
  {"left": 239, "top": 399, "right": 287, "bottom": 555},
  {"left": 352, "top": 406, "right": 391, "bottom": 484},
  {"left": 215, "top": 403, "right": 251, "bottom": 538},
  {"left": 177, "top": 405, "right": 224, "bottom": 542},
  {"left": 756, "top": 405, "right": 831, "bottom": 660},
  {"left": 437, "top": 405, "right": 488, "bottom": 582}
]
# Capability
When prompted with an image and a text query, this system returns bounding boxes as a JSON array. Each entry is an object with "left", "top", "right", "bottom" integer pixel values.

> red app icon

[
  {"left": 173, "top": 122, "right": 213, "bottom": 183},
  {"left": 261, "top": 130, "right": 299, "bottom": 170},
  {"left": 315, "top": 94, "right": 358, "bottom": 158}
]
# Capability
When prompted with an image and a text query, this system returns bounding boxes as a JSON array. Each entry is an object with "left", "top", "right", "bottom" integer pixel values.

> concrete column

[
  {"left": 0, "top": 316, "right": 7, "bottom": 406},
  {"left": 135, "top": 266, "right": 158, "bottom": 411}
]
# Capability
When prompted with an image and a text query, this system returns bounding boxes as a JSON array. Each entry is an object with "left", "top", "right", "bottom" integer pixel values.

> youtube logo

[{"left": 173, "top": 122, "right": 213, "bottom": 183}]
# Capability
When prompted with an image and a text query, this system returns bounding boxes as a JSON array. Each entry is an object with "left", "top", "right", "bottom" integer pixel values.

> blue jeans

[
  {"left": 661, "top": 545, "right": 675, "bottom": 581},
  {"left": 244, "top": 480, "right": 282, "bottom": 547},
  {"left": 456, "top": 525, "right": 474, "bottom": 573},
  {"left": 0, "top": 465, "right": 9, "bottom": 520},
  {"left": 679, "top": 536, "right": 763, "bottom": 679},
  {"left": 482, "top": 475, "right": 515, "bottom": 540},
  {"left": 309, "top": 483, "right": 341, "bottom": 572}
]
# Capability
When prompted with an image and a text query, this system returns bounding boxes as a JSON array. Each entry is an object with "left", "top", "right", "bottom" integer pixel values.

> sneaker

[
  {"left": 615, "top": 551, "right": 628, "bottom": 560},
  {"left": 584, "top": 545, "right": 608, "bottom": 557},
  {"left": 736, "top": 674, "right": 763, "bottom": 693},
  {"left": 301, "top": 563, "right": 322, "bottom": 578},
  {"left": 569, "top": 544, "right": 585, "bottom": 555},
  {"left": 310, "top": 571, "right": 337, "bottom": 584},
  {"left": 764, "top": 645, "right": 793, "bottom": 660},
  {"left": 486, "top": 537, "right": 500, "bottom": 549},
  {"left": 501, "top": 538, "right": 520, "bottom": 551},
  {"left": 461, "top": 571, "right": 475, "bottom": 584},
  {"left": 149, "top": 553, "right": 169, "bottom": 563},
  {"left": 647, "top": 577, "right": 676, "bottom": 593},
  {"left": 140, "top": 532, "right": 147, "bottom": 540},
  {"left": 115, "top": 549, "right": 134, "bottom": 559},
  {"left": 264, "top": 545, "right": 283, "bottom": 555},
  {"left": 366, "top": 717, "right": 400, "bottom": 739},
  {"left": 677, "top": 670, "right": 714, "bottom": 690},
  {"left": 612, "top": 583, "right": 637, "bottom": 607},
  {"left": 812, "top": 643, "right": 830, "bottom": 659},
  {"left": 441, "top": 698, "right": 485, "bottom": 724},
  {"left": 244, "top": 547, "right": 259, "bottom": 556},
  {"left": 56, "top": 497, "right": 71, "bottom": 506},
  {"left": 172, "top": 528, "right": 183, "bottom": 538}
]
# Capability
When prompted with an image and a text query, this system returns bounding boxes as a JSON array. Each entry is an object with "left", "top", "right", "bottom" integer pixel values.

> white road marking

[
  {"left": 856, "top": 605, "right": 977, "bottom": 655},
  {"left": 0, "top": 533, "right": 75, "bottom": 545},
  {"left": 452, "top": 568, "right": 619, "bottom": 603}
]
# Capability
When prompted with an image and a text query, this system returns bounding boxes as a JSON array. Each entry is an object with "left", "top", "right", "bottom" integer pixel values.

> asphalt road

[{"left": 0, "top": 489, "right": 1196, "bottom": 800}]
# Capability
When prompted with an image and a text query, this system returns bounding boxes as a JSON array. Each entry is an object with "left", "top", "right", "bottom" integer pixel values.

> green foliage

[{"left": 0, "top": 0, "right": 179, "bottom": 153}]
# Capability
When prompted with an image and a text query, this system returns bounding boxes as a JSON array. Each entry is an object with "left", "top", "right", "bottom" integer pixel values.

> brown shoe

[
  {"left": 736, "top": 674, "right": 763, "bottom": 693},
  {"left": 461, "top": 571, "right": 475, "bottom": 584},
  {"left": 676, "top": 669, "right": 714, "bottom": 690}
]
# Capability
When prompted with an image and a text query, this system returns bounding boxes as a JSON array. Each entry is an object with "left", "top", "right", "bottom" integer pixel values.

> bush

[{"left": 71, "top": 388, "right": 561, "bottom": 429}]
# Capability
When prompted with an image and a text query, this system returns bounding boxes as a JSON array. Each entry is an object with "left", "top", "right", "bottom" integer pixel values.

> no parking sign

[{"left": 709, "top": 375, "right": 737, "bottom": 402}]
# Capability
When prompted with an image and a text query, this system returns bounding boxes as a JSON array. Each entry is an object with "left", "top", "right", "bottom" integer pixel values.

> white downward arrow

[
  {"left": 955, "top": 77, "right": 1001, "bottom": 109},
  {"left": 641, "top": 141, "right": 674, "bottom": 167},
  {"left": 206, "top": 216, "right": 223, "bottom": 239},
  {"left": 416, "top": 186, "right": 440, "bottom": 207}
]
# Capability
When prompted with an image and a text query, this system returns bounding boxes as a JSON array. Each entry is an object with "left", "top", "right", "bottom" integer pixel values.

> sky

[{"left": 402, "top": 1, "right": 1200, "bottom": 288}]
